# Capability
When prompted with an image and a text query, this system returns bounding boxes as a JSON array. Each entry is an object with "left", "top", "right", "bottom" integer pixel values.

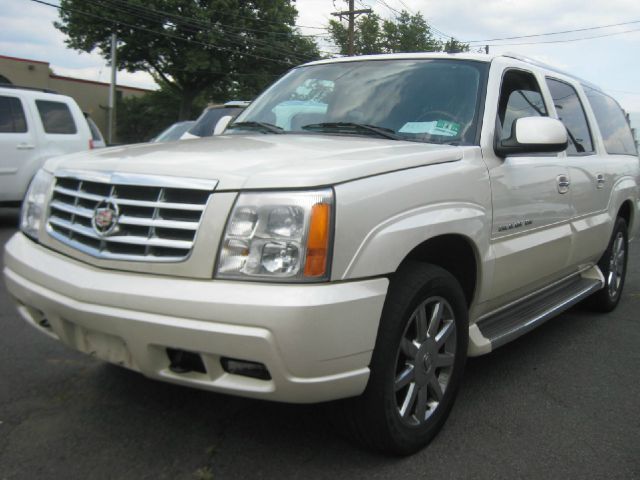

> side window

[
  {"left": 546, "top": 78, "right": 593, "bottom": 155},
  {"left": 585, "top": 87, "right": 637, "bottom": 156},
  {"left": 0, "top": 95, "right": 28, "bottom": 133},
  {"left": 36, "top": 100, "right": 77, "bottom": 134},
  {"left": 497, "top": 70, "right": 547, "bottom": 140}
]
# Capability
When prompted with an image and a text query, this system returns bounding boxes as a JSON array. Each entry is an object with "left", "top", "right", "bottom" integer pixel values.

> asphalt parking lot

[{"left": 0, "top": 207, "right": 639, "bottom": 480}]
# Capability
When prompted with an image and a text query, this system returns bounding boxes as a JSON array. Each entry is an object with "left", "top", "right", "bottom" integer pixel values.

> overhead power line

[
  {"left": 484, "top": 26, "right": 640, "bottom": 47},
  {"left": 467, "top": 19, "right": 640, "bottom": 44},
  {"left": 30, "top": 0, "right": 303, "bottom": 66},
  {"left": 100, "top": 0, "right": 336, "bottom": 58},
  {"left": 102, "top": 0, "right": 330, "bottom": 39},
  {"left": 93, "top": 0, "right": 331, "bottom": 62}
]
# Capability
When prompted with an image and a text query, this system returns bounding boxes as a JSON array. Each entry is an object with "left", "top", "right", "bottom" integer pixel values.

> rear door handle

[
  {"left": 596, "top": 173, "right": 606, "bottom": 189},
  {"left": 557, "top": 174, "right": 570, "bottom": 194},
  {"left": 16, "top": 143, "right": 35, "bottom": 150}
]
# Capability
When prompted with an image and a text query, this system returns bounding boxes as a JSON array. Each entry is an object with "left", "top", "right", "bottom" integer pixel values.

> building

[{"left": 0, "top": 54, "right": 153, "bottom": 141}]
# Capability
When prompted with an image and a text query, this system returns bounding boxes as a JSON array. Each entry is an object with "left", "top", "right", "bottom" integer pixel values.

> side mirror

[{"left": 495, "top": 116, "right": 568, "bottom": 157}]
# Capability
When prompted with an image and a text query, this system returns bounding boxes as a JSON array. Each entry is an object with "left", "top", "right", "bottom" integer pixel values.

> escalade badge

[{"left": 92, "top": 200, "right": 120, "bottom": 236}]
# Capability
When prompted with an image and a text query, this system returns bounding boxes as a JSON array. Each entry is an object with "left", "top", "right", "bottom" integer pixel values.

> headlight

[
  {"left": 216, "top": 189, "right": 333, "bottom": 282},
  {"left": 20, "top": 169, "right": 54, "bottom": 240}
]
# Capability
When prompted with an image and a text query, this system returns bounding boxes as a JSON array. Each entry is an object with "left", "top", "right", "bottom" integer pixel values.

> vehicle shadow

[{"left": 63, "top": 300, "right": 609, "bottom": 479}]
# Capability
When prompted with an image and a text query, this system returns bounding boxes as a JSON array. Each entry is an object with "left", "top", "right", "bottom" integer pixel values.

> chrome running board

[{"left": 476, "top": 269, "right": 604, "bottom": 350}]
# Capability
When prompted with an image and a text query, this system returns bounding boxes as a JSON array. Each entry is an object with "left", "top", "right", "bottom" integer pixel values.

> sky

[{"left": 1, "top": 0, "right": 639, "bottom": 114}]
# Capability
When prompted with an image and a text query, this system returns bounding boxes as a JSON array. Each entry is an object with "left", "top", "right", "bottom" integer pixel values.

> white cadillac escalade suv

[{"left": 4, "top": 53, "right": 639, "bottom": 454}]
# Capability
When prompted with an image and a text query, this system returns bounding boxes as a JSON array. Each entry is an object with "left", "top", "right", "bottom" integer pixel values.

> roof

[
  {"left": 0, "top": 84, "right": 75, "bottom": 101},
  {"left": 0, "top": 54, "right": 49, "bottom": 66},
  {"left": 302, "top": 51, "right": 603, "bottom": 91},
  {"left": 0, "top": 54, "right": 154, "bottom": 93},
  {"left": 303, "top": 52, "right": 494, "bottom": 67},
  {"left": 49, "top": 74, "right": 153, "bottom": 93}
]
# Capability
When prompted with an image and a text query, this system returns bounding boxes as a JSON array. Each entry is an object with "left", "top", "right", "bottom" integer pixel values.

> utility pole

[
  {"left": 107, "top": 33, "right": 117, "bottom": 145},
  {"left": 331, "top": 0, "right": 372, "bottom": 56}
]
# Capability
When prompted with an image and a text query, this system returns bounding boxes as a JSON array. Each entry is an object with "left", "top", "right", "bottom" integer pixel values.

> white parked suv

[
  {"left": 0, "top": 85, "right": 93, "bottom": 205},
  {"left": 3, "top": 53, "right": 639, "bottom": 454}
]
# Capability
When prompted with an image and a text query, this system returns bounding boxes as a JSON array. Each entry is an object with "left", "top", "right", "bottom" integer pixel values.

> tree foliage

[
  {"left": 328, "top": 11, "right": 468, "bottom": 55},
  {"left": 56, "top": 0, "right": 320, "bottom": 119},
  {"left": 115, "top": 87, "right": 206, "bottom": 144}
]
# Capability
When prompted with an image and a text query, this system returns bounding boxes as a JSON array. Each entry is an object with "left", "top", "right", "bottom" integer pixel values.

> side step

[{"left": 476, "top": 270, "right": 604, "bottom": 350}]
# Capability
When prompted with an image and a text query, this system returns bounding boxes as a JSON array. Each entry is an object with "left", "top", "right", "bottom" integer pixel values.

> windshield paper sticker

[{"left": 399, "top": 120, "right": 461, "bottom": 136}]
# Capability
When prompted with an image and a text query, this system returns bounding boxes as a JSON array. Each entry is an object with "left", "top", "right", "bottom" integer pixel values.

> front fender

[{"left": 341, "top": 202, "right": 487, "bottom": 279}]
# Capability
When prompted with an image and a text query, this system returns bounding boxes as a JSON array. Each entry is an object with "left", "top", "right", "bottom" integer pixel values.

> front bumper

[{"left": 3, "top": 233, "right": 388, "bottom": 403}]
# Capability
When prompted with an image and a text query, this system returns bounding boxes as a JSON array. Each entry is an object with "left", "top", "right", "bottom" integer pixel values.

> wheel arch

[
  {"left": 617, "top": 199, "right": 633, "bottom": 229},
  {"left": 396, "top": 234, "right": 480, "bottom": 308}
]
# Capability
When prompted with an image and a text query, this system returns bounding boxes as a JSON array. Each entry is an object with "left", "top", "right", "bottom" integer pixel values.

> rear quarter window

[
  {"left": 36, "top": 100, "right": 78, "bottom": 134},
  {"left": 584, "top": 88, "right": 637, "bottom": 156},
  {"left": 0, "top": 95, "right": 28, "bottom": 133}
]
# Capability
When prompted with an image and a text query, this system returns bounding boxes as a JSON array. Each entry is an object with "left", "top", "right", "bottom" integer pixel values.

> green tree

[
  {"left": 56, "top": 0, "right": 320, "bottom": 119},
  {"left": 443, "top": 38, "right": 471, "bottom": 53},
  {"left": 328, "top": 10, "right": 467, "bottom": 55},
  {"left": 382, "top": 11, "right": 441, "bottom": 53},
  {"left": 115, "top": 87, "right": 206, "bottom": 144}
]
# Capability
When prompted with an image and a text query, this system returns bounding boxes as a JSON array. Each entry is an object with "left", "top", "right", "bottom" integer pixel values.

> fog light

[
  {"left": 221, "top": 357, "right": 271, "bottom": 380},
  {"left": 166, "top": 348, "right": 207, "bottom": 374}
]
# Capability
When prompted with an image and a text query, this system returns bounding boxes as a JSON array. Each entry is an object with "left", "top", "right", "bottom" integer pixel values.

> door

[
  {"left": 484, "top": 68, "right": 573, "bottom": 305},
  {"left": 545, "top": 77, "right": 612, "bottom": 266},
  {"left": 0, "top": 94, "right": 37, "bottom": 202}
]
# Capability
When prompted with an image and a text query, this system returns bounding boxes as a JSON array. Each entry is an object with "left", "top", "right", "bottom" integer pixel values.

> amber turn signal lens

[{"left": 304, "top": 203, "right": 330, "bottom": 277}]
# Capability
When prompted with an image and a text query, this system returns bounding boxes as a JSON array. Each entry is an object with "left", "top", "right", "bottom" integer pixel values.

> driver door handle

[{"left": 16, "top": 143, "right": 35, "bottom": 150}]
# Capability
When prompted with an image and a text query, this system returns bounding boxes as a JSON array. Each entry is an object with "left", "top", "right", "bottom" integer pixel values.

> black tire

[
  {"left": 587, "top": 216, "right": 628, "bottom": 312},
  {"left": 344, "top": 262, "right": 469, "bottom": 455}
]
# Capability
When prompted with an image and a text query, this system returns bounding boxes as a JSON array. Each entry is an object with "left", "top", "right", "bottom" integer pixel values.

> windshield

[{"left": 231, "top": 59, "right": 488, "bottom": 145}]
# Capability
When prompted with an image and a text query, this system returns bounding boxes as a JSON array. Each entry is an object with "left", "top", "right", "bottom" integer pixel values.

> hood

[{"left": 44, "top": 134, "right": 464, "bottom": 190}]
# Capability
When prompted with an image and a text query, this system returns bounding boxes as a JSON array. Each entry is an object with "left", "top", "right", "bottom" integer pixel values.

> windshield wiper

[
  {"left": 227, "top": 121, "right": 284, "bottom": 134},
  {"left": 301, "top": 122, "right": 401, "bottom": 140}
]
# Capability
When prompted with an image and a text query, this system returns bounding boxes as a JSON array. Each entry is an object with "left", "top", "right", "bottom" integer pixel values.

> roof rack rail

[{"left": 0, "top": 84, "right": 58, "bottom": 94}]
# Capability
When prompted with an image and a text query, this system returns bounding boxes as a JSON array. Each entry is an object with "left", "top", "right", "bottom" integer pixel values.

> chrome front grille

[{"left": 46, "top": 171, "right": 217, "bottom": 262}]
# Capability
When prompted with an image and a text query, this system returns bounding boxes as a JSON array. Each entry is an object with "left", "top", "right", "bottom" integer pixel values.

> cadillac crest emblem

[{"left": 92, "top": 200, "right": 120, "bottom": 236}]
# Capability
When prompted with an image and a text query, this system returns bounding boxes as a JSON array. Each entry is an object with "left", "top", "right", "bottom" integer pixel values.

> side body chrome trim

[{"left": 476, "top": 268, "right": 604, "bottom": 350}]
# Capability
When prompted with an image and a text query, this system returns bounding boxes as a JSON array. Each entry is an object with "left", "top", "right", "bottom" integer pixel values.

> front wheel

[
  {"left": 587, "top": 216, "right": 628, "bottom": 312},
  {"left": 345, "top": 263, "right": 468, "bottom": 455}
]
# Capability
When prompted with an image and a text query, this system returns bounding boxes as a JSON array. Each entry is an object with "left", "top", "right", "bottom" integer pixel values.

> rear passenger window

[
  {"left": 36, "top": 100, "right": 77, "bottom": 134},
  {"left": 0, "top": 95, "right": 27, "bottom": 133},
  {"left": 585, "top": 87, "right": 637, "bottom": 156},
  {"left": 498, "top": 70, "right": 547, "bottom": 140},
  {"left": 546, "top": 78, "right": 593, "bottom": 155}
]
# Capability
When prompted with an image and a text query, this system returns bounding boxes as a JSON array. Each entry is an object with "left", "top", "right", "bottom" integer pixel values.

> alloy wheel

[{"left": 394, "top": 296, "right": 457, "bottom": 426}]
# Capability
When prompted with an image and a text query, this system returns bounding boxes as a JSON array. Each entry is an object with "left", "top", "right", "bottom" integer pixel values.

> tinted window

[
  {"left": 36, "top": 100, "right": 77, "bottom": 134},
  {"left": 189, "top": 107, "right": 243, "bottom": 137},
  {"left": 546, "top": 78, "right": 593, "bottom": 155},
  {"left": 585, "top": 88, "right": 637, "bottom": 156},
  {"left": 498, "top": 70, "right": 547, "bottom": 140},
  {"left": 85, "top": 115, "right": 104, "bottom": 142},
  {"left": 0, "top": 95, "right": 27, "bottom": 133}
]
